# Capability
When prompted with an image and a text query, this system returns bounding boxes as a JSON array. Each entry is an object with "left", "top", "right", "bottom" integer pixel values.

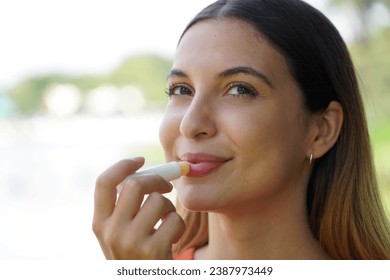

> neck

[{"left": 195, "top": 189, "right": 330, "bottom": 260}]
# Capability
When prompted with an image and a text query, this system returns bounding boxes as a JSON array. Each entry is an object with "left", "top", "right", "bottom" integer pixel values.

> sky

[{"left": 0, "top": 0, "right": 362, "bottom": 89}]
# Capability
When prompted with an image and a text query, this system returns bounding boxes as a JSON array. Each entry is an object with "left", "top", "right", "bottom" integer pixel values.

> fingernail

[{"left": 132, "top": 156, "right": 145, "bottom": 163}]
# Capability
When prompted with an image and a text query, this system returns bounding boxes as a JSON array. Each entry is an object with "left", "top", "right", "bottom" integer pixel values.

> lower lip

[{"left": 186, "top": 162, "right": 224, "bottom": 177}]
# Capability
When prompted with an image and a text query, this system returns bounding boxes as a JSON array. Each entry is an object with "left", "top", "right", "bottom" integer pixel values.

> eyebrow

[
  {"left": 167, "top": 69, "right": 188, "bottom": 80},
  {"left": 168, "top": 66, "right": 274, "bottom": 88},
  {"left": 218, "top": 66, "right": 274, "bottom": 88}
]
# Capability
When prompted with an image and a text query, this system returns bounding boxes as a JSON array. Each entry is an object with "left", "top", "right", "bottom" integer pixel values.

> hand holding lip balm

[
  {"left": 116, "top": 161, "right": 190, "bottom": 194},
  {"left": 94, "top": 158, "right": 186, "bottom": 260}
]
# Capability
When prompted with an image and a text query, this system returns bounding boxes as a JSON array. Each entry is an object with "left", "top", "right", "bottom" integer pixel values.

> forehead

[{"left": 174, "top": 18, "right": 289, "bottom": 83}]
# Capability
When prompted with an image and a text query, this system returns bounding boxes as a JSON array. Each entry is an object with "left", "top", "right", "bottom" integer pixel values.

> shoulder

[{"left": 173, "top": 247, "right": 195, "bottom": 260}]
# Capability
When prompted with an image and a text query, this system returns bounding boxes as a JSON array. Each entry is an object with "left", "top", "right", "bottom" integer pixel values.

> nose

[{"left": 179, "top": 95, "right": 217, "bottom": 140}]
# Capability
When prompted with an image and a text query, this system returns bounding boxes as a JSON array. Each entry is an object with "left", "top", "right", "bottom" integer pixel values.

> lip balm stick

[{"left": 116, "top": 161, "right": 190, "bottom": 194}]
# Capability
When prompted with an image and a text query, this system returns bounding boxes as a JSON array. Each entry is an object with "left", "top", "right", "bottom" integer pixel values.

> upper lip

[{"left": 180, "top": 152, "right": 232, "bottom": 164}]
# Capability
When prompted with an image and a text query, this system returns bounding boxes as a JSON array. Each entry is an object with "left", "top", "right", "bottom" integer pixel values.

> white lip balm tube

[{"left": 116, "top": 161, "right": 190, "bottom": 194}]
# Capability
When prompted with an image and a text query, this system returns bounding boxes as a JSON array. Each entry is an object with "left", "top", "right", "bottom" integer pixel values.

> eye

[
  {"left": 166, "top": 83, "right": 193, "bottom": 97},
  {"left": 225, "top": 82, "right": 258, "bottom": 98}
]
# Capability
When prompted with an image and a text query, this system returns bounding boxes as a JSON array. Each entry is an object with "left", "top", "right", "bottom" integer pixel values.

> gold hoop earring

[{"left": 309, "top": 153, "right": 313, "bottom": 165}]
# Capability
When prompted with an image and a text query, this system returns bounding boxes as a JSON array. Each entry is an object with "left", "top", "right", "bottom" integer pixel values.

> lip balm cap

[{"left": 178, "top": 161, "right": 190, "bottom": 176}]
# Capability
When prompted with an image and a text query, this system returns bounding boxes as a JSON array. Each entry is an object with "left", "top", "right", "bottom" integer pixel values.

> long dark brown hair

[{"left": 173, "top": 0, "right": 390, "bottom": 259}]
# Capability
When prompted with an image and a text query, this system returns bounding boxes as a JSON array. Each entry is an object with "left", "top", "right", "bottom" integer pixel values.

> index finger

[{"left": 93, "top": 157, "right": 145, "bottom": 223}]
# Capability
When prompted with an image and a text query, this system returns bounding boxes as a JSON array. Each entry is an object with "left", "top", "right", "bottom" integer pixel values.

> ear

[{"left": 308, "top": 101, "right": 343, "bottom": 160}]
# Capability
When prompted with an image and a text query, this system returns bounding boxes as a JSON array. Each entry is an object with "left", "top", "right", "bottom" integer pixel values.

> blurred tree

[
  {"left": 349, "top": 26, "right": 390, "bottom": 120},
  {"left": 8, "top": 55, "right": 172, "bottom": 115},
  {"left": 330, "top": 0, "right": 390, "bottom": 43},
  {"left": 9, "top": 74, "right": 71, "bottom": 115},
  {"left": 108, "top": 55, "right": 171, "bottom": 104}
]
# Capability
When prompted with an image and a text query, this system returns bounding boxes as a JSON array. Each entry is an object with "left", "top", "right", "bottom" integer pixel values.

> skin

[{"left": 93, "top": 18, "right": 343, "bottom": 259}]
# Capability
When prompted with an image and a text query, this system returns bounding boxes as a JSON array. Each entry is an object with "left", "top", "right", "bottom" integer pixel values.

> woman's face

[{"left": 159, "top": 18, "right": 312, "bottom": 213}]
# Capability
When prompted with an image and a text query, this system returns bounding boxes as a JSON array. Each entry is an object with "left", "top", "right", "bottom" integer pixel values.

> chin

[{"left": 175, "top": 186, "right": 222, "bottom": 212}]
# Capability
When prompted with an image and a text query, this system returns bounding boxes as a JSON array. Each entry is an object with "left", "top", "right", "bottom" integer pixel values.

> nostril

[{"left": 179, "top": 98, "right": 217, "bottom": 140}]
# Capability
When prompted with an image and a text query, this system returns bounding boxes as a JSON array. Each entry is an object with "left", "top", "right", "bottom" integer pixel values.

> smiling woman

[{"left": 92, "top": 0, "right": 390, "bottom": 260}]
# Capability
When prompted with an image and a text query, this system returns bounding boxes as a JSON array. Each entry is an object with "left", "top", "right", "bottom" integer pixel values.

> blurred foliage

[
  {"left": 370, "top": 120, "right": 390, "bottom": 211},
  {"left": 330, "top": 0, "right": 389, "bottom": 13},
  {"left": 329, "top": 0, "right": 389, "bottom": 42},
  {"left": 332, "top": 0, "right": 390, "bottom": 9},
  {"left": 107, "top": 55, "right": 172, "bottom": 103},
  {"left": 349, "top": 26, "right": 390, "bottom": 121},
  {"left": 9, "top": 74, "right": 70, "bottom": 114},
  {"left": 9, "top": 54, "right": 172, "bottom": 115}
]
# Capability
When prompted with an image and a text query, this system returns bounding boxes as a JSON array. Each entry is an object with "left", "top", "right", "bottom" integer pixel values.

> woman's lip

[
  {"left": 186, "top": 161, "right": 224, "bottom": 177},
  {"left": 179, "top": 153, "right": 231, "bottom": 177}
]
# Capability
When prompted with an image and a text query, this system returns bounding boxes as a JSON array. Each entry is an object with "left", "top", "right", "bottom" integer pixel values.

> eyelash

[
  {"left": 165, "top": 82, "right": 259, "bottom": 98},
  {"left": 225, "top": 82, "right": 259, "bottom": 98},
  {"left": 165, "top": 83, "right": 193, "bottom": 97}
]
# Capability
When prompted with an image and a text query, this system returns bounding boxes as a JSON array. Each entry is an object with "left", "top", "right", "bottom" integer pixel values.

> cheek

[
  {"left": 228, "top": 103, "right": 305, "bottom": 168},
  {"left": 222, "top": 106, "right": 277, "bottom": 151}
]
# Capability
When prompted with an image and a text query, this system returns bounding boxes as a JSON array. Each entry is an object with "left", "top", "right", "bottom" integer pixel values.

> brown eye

[
  {"left": 166, "top": 84, "right": 193, "bottom": 97},
  {"left": 226, "top": 82, "right": 258, "bottom": 98}
]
